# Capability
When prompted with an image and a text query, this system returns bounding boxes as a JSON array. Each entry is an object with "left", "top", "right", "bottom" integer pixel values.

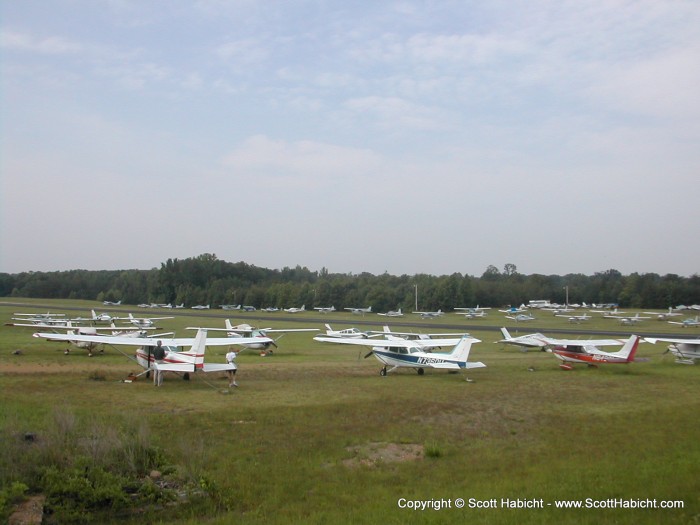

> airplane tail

[
  {"left": 397, "top": 309, "right": 402, "bottom": 315},
  {"left": 191, "top": 329, "right": 208, "bottom": 370},
  {"left": 500, "top": 327, "right": 512, "bottom": 340},
  {"left": 225, "top": 319, "right": 234, "bottom": 330},
  {"left": 325, "top": 324, "right": 333, "bottom": 332},
  {"left": 615, "top": 335, "right": 641, "bottom": 362},
  {"left": 448, "top": 336, "right": 477, "bottom": 362}
]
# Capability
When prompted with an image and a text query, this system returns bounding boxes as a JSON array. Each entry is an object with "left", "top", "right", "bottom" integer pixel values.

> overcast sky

[{"left": 2, "top": 1, "right": 698, "bottom": 278}]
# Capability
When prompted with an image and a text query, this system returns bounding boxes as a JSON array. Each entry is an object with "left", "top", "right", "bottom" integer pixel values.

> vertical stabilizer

[
  {"left": 500, "top": 327, "right": 512, "bottom": 340},
  {"left": 449, "top": 336, "right": 476, "bottom": 362},
  {"left": 191, "top": 329, "right": 208, "bottom": 370},
  {"left": 616, "top": 335, "right": 641, "bottom": 362}
]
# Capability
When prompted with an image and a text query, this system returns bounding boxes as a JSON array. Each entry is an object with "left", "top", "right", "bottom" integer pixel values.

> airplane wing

[
  {"left": 431, "top": 361, "right": 487, "bottom": 370},
  {"left": 645, "top": 337, "right": 700, "bottom": 345},
  {"left": 33, "top": 332, "right": 272, "bottom": 347},
  {"left": 314, "top": 336, "right": 462, "bottom": 348},
  {"left": 543, "top": 337, "right": 630, "bottom": 347}
]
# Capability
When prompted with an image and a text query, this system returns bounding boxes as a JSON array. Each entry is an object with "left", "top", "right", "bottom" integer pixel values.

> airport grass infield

[{"left": 1, "top": 298, "right": 699, "bottom": 524}]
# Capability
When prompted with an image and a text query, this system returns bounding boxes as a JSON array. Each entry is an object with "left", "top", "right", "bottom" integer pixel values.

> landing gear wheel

[
  {"left": 417, "top": 368, "right": 425, "bottom": 375},
  {"left": 380, "top": 367, "right": 387, "bottom": 377}
]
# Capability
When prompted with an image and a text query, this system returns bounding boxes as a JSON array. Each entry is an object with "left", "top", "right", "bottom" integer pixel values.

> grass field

[{"left": 1, "top": 299, "right": 699, "bottom": 524}]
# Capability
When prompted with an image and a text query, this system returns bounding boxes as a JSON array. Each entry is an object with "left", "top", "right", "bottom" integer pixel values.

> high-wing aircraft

[
  {"left": 454, "top": 306, "right": 489, "bottom": 319},
  {"left": 191, "top": 305, "right": 210, "bottom": 310},
  {"left": 323, "top": 324, "right": 368, "bottom": 339},
  {"left": 102, "top": 300, "right": 122, "bottom": 306},
  {"left": 668, "top": 316, "right": 700, "bottom": 328},
  {"left": 313, "top": 334, "right": 485, "bottom": 378},
  {"left": 496, "top": 327, "right": 631, "bottom": 357},
  {"left": 499, "top": 305, "right": 528, "bottom": 314},
  {"left": 606, "top": 313, "right": 651, "bottom": 325},
  {"left": 344, "top": 306, "right": 372, "bottom": 315},
  {"left": 413, "top": 309, "right": 444, "bottom": 319},
  {"left": 555, "top": 313, "right": 591, "bottom": 323},
  {"left": 33, "top": 328, "right": 270, "bottom": 383},
  {"left": 645, "top": 337, "right": 700, "bottom": 364},
  {"left": 368, "top": 325, "right": 470, "bottom": 342},
  {"left": 126, "top": 313, "right": 174, "bottom": 328},
  {"left": 187, "top": 320, "right": 318, "bottom": 355},
  {"left": 505, "top": 313, "right": 536, "bottom": 322},
  {"left": 377, "top": 308, "right": 403, "bottom": 317},
  {"left": 284, "top": 305, "right": 306, "bottom": 313},
  {"left": 547, "top": 335, "right": 641, "bottom": 370},
  {"left": 90, "top": 310, "right": 125, "bottom": 323},
  {"left": 314, "top": 306, "right": 336, "bottom": 314},
  {"left": 643, "top": 307, "right": 683, "bottom": 321},
  {"left": 28, "top": 322, "right": 152, "bottom": 356}
]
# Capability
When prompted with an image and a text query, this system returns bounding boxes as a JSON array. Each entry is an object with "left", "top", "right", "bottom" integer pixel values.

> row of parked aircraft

[{"left": 12, "top": 307, "right": 699, "bottom": 387}]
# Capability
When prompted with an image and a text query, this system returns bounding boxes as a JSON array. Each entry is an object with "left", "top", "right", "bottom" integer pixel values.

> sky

[{"left": 1, "top": 1, "right": 699, "bottom": 278}]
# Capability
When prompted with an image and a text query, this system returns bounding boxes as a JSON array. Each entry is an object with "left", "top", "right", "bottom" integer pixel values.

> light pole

[
  {"left": 564, "top": 286, "right": 569, "bottom": 306},
  {"left": 414, "top": 284, "right": 418, "bottom": 311}
]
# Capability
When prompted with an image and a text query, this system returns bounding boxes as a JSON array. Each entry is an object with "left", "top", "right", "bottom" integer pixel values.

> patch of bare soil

[
  {"left": 9, "top": 495, "right": 45, "bottom": 525},
  {"left": 343, "top": 442, "right": 423, "bottom": 468}
]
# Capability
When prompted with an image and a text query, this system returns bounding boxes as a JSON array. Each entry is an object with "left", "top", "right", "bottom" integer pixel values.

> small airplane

[
  {"left": 497, "top": 327, "right": 630, "bottom": 355},
  {"left": 191, "top": 305, "right": 210, "bottom": 310},
  {"left": 547, "top": 335, "right": 641, "bottom": 370},
  {"left": 377, "top": 308, "right": 403, "bottom": 317},
  {"left": 499, "top": 305, "right": 528, "bottom": 314},
  {"left": 313, "top": 334, "right": 485, "bottom": 379},
  {"left": 313, "top": 306, "right": 336, "bottom": 314},
  {"left": 344, "top": 306, "right": 372, "bottom": 315},
  {"left": 187, "top": 321, "right": 319, "bottom": 355},
  {"left": 668, "top": 316, "right": 700, "bottom": 328},
  {"left": 33, "top": 328, "right": 270, "bottom": 383},
  {"left": 126, "top": 313, "right": 174, "bottom": 328},
  {"left": 555, "top": 313, "right": 591, "bottom": 323},
  {"left": 454, "top": 306, "right": 489, "bottom": 319},
  {"left": 220, "top": 304, "right": 241, "bottom": 310},
  {"left": 643, "top": 307, "right": 683, "bottom": 320},
  {"left": 413, "top": 309, "right": 444, "bottom": 319},
  {"left": 90, "top": 310, "right": 125, "bottom": 323},
  {"left": 594, "top": 308, "right": 628, "bottom": 317},
  {"left": 323, "top": 324, "right": 368, "bottom": 339},
  {"left": 645, "top": 336, "right": 700, "bottom": 364},
  {"left": 606, "top": 313, "right": 651, "bottom": 325},
  {"left": 30, "top": 322, "right": 152, "bottom": 356},
  {"left": 284, "top": 305, "right": 306, "bottom": 313},
  {"left": 262, "top": 307, "right": 279, "bottom": 312},
  {"left": 102, "top": 300, "right": 122, "bottom": 306},
  {"left": 368, "top": 325, "right": 470, "bottom": 342},
  {"left": 505, "top": 313, "right": 536, "bottom": 322}
]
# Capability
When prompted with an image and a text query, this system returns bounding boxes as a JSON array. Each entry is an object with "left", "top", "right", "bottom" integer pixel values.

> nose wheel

[{"left": 380, "top": 367, "right": 387, "bottom": 376}]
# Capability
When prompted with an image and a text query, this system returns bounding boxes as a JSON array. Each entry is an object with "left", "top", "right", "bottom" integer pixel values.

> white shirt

[{"left": 226, "top": 351, "right": 237, "bottom": 368}]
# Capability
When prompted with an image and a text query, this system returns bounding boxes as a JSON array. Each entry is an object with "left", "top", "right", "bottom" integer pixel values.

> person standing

[
  {"left": 226, "top": 349, "right": 239, "bottom": 387},
  {"left": 153, "top": 340, "right": 166, "bottom": 387}
]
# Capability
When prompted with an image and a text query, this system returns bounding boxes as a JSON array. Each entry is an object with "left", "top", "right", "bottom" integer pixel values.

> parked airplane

[
  {"left": 606, "top": 313, "right": 651, "bottom": 325},
  {"left": 191, "top": 305, "right": 210, "bottom": 310},
  {"left": 314, "top": 306, "right": 336, "bottom": 314},
  {"left": 344, "top": 306, "right": 372, "bottom": 315},
  {"left": 30, "top": 322, "right": 152, "bottom": 356},
  {"left": 284, "top": 305, "right": 306, "bottom": 313},
  {"left": 127, "top": 313, "right": 174, "bottom": 328},
  {"left": 668, "top": 316, "right": 700, "bottom": 328},
  {"left": 555, "top": 313, "right": 591, "bottom": 323},
  {"left": 187, "top": 321, "right": 319, "bottom": 355},
  {"left": 497, "top": 328, "right": 630, "bottom": 354},
  {"left": 547, "top": 335, "right": 641, "bottom": 370},
  {"left": 33, "top": 328, "right": 270, "bottom": 383},
  {"left": 368, "top": 325, "right": 469, "bottom": 342},
  {"left": 505, "top": 313, "right": 536, "bottom": 322},
  {"left": 102, "top": 300, "right": 122, "bottom": 306},
  {"left": 454, "top": 306, "right": 489, "bottom": 318},
  {"left": 643, "top": 307, "right": 683, "bottom": 321},
  {"left": 313, "top": 334, "right": 485, "bottom": 378},
  {"left": 499, "top": 305, "right": 528, "bottom": 314},
  {"left": 413, "top": 309, "right": 444, "bottom": 319},
  {"left": 645, "top": 337, "right": 700, "bottom": 364},
  {"left": 377, "top": 308, "right": 403, "bottom": 317},
  {"left": 323, "top": 324, "right": 368, "bottom": 339}
]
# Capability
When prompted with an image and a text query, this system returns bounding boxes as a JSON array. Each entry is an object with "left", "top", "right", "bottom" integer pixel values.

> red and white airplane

[
  {"left": 547, "top": 335, "right": 641, "bottom": 370},
  {"left": 32, "top": 329, "right": 271, "bottom": 383}
]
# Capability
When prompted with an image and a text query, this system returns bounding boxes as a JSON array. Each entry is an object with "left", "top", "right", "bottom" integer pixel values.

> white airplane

[
  {"left": 606, "top": 313, "right": 651, "bottom": 325},
  {"left": 191, "top": 305, "right": 210, "bottom": 310},
  {"left": 645, "top": 337, "right": 700, "bottom": 364},
  {"left": 323, "top": 324, "right": 368, "bottom": 339},
  {"left": 220, "top": 304, "right": 241, "bottom": 310},
  {"left": 594, "top": 308, "right": 628, "bottom": 317},
  {"left": 368, "top": 325, "right": 470, "bottom": 342},
  {"left": 102, "top": 300, "right": 122, "bottom": 306},
  {"left": 505, "top": 313, "right": 536, "bottom": 322},
  {"left": 454, "top": 306, "right": 490, "bottom": 319},
  {"left": 33, "top": 328, "right": 270, "bottom": 383},
  {"left": 668, "top": 316, "right": 700, "bottom": 328},
  {"left": 262, "top": 307, "right": 279, "bottom": 312},
  {"left": 313, "top": 334, "right": 485, "bottom": 379},
  {"left": 313, "top": 306, "right": 336, "bottom": 314},
  {"left": 284, "top": 305, "right": 305, "bottom": 313},
  {"left": 643, "top": 307, "right": 683, "bottom": 320},
  {"left": 413, "top": 309, "right": 444, "bottom": 319},
  {"left": 555, "top": 313, "right": 591, "bottom": 323},
  {"left": 187, "top": 321, "right": 319, "bottom": 354},
  {"left": 29, "top": 322, "right": 152, "bottom": 356},
  {"left": 377, "top": 308, "right": 403, "bottom": 317},
  {"left": 127, "top": 313, "right": 174, "bottom": 328},
  {"left": 90, "top": 309, "right": 126, "bottom": 323},
  {"left": 344, "top": 306, "right": 372, "bottom": 315}
]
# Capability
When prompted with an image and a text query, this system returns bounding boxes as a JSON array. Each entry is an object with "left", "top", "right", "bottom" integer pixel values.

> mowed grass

[{"left": 1, "top": 300, "right": 699, "bottom": 524}]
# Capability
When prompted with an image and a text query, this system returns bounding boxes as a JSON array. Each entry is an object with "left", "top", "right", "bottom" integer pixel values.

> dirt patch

[
  {"left": 343, "top": 442, "right": 423, "bottom": 467},
  {"left": 9, "top": 495, "right": 45, "bottom": 525}
]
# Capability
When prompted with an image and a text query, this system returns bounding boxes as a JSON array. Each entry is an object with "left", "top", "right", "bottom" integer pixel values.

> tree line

[{"left": 1, "top": 254, "right": 698, "bottom": 310}]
